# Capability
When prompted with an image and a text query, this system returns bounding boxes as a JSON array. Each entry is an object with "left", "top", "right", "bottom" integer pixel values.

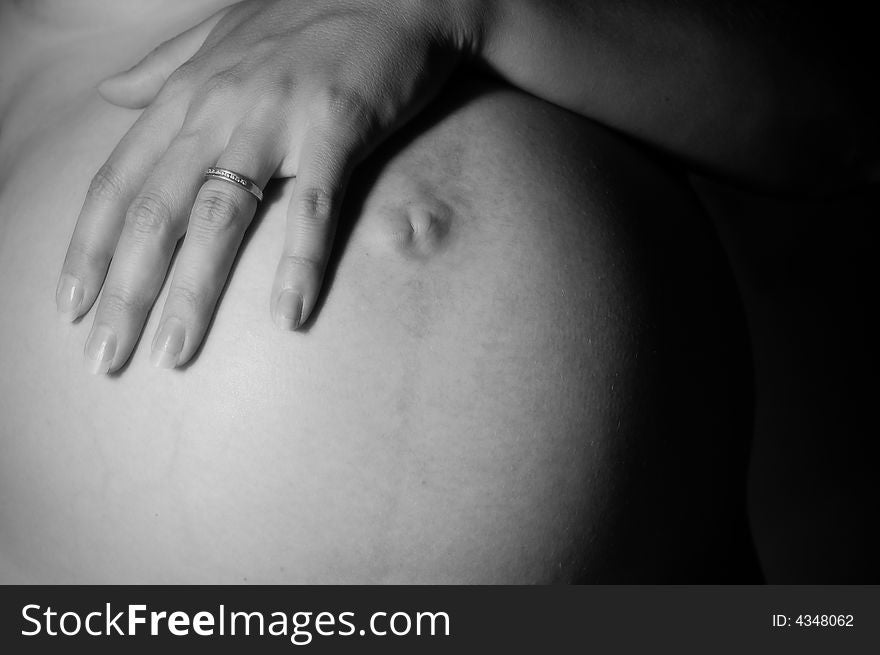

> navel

[{"left": 385, "top": 198, "right": 454, "bottom": 261}]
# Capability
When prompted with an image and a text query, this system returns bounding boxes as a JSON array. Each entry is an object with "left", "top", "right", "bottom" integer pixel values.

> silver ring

[{"left": 204, "top": 167, "right": 263, "bottom": 202}]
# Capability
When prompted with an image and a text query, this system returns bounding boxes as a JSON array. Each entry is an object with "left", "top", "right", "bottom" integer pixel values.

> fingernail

[
  {"left": 56, "top": 274, "right": 84, "bottom": 321},
  {"left": 84, "top": 325, "right": 116, "bottom": 375},
  {"left": 150, "top": 317, "right": 186, "bottom": 369},
  {"left": 275, "top": 290, "right": 303, "bottom": 330}
]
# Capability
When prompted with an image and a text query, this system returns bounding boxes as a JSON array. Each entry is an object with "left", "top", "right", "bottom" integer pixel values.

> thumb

[{"left": 97, "top": 7, "right": 230, "bottom": 109}]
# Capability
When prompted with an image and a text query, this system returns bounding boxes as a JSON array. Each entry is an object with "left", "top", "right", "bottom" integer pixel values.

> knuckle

[
  {"left": 191, "top": 189, "right": 242, "bottom": 232},
  {"left": 281, "top": 254, "right": 324, "bottom": 275},
  {"left": 323, "top": 85, "right": 368, "bottom": 123},
  {"left": 169, "top": 282, "right": 207, "bottom": 314},
  {"left": 324, "top": 80, "right": 384, "bottom": 133},
  {"left": 185, "top": 73, "right": 241, "bottom": 124},
  {"left": 88, "top": 163, "right": 126, "bottom": 202},
  {"left": 321, "top": 88, "right": 377, "bottom": 143},
  {"left": 247, "top": 38, "right": 280, "bottom": 63},
  {"left": 125, "top": 190, "right": 175, "bottom": 235},
  {"left": 100, "top": 288, "right": 148, "bottom": 318},
  {"left": 245, "top": 91, "right": 291, "bottom": 126},
  {"left": 295, "top": 187, "right": 335, "bottom": 226},
  {"left": 203, "top": 68, "right": 245, "bottom": 96},
  {"left": 311, "top": 88, "right": 373, "bottom": 157}
]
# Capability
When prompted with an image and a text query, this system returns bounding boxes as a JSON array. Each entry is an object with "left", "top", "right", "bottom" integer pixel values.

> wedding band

[{"left": 204, "top": 167, "right": 263, "bottom": 202}]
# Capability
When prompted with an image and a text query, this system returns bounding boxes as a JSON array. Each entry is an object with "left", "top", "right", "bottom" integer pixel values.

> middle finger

[
  {"left": 149, "top": 119, "right": 284, "bottom": 369},
  {"left": 83, "top": 128, "right": 221, "bottom": 374}
]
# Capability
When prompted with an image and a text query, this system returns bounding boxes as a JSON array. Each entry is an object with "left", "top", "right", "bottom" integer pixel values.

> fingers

[
  {"left": 97, "top": 8, "right": 230, "bottom": 109},
  {"left": 56, "top": 105, "right": 182, "bottom": 322},
  {"left": 272, "top": 123, "right": 359, "bottom": 330},
  {"left": 82, "top": 130, "right": 220, "bottom": 375},
  {"left": 149, "top": 122, "right": 282, "bottom": 369}
]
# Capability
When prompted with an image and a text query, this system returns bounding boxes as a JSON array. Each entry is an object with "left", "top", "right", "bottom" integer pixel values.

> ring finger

[{"left": 149, "top": 119, "right": 284, "bottom": 369}]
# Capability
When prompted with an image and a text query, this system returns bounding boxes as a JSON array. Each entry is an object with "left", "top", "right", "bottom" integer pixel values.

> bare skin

[
  {"left": 54, "top": 0, "right": 876, "bottom": 376},
  {"left": 1, "top": 1, "right": 756, "bottom": 583}
]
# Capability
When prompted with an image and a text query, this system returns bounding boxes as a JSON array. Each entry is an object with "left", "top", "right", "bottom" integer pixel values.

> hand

[{"left": 56, "top": 0, "right": 482, "bottom": 373}]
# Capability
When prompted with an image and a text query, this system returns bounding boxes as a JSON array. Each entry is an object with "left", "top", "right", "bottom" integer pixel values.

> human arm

[
  {"left": 58, "top": 0, "right": 876, "bottom": 374},
  {"left": 471, "top": 0, "right": 876, "bottom": 191}
]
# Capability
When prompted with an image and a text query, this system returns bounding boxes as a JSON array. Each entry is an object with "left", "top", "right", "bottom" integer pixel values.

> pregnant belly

[{"left": 0, "top": 12, "right": 751, "bottom": 583}]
